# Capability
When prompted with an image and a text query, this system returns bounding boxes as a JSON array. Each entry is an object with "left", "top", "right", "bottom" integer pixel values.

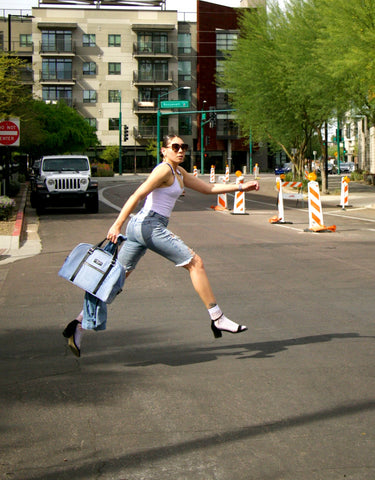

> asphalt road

[{"left": 1, "top": 174, "right": 375, "bottom": 480}]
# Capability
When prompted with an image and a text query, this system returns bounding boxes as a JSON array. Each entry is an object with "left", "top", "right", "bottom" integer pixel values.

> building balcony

[
  {"left": 134, "top": 125, "right": 169, "bottom": 140},
  {"left": 20, "top": 66, "right": 34, "bottom": 83},
  {"left": 39, "top": 41, "right": 76, "bottom": 56},
  {"left": 133, "top": 98, "right": 157, "bottom": 113},
  {"left": 133, "top": 71, "right": 174, "bottom": 86},
  {"left": 216, "top": 129, "right": 240, "bottom": 140},
  {"left": 133, "top": 42, "right": 174, "bottom": 57},
  {"left": 45, "top": 98, "right": 73, "bottom": 107},
  {"left": 1, "top": 42, "right": 34, "bottom": 56},
  {"left": 39, "top": 70, "right": 76, "bottom": 84}
]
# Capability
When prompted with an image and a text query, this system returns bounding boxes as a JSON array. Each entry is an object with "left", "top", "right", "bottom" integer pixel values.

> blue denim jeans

[{"left": 118, "top": 209, "right": 194, "bottom": 272}]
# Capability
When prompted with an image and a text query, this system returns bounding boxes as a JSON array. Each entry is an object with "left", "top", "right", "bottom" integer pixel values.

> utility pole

[{"left": 118, "top": 90, "right": 122, "bottom": 175}]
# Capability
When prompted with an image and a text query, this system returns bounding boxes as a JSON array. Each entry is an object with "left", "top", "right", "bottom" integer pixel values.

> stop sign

[{"left": 0, "top": 119, "right": 20, "bottom": 146}]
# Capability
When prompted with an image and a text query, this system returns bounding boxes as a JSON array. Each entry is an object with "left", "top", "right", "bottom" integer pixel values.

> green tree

[
  {"left": 219, "top": 1, "right": 339, "bottom": 184},
  {"left": 18, "top": 99, "right": 99, "bottom": 158},
  {"left": 145, "top": 139, "right": 158, "bottom": 159},
  {"left": 0, "top": 54, "right": 31, "bottom": 117},
  {"left": 101, "top": 145, "right": 119, "bottom": 169},
  {"left": 317, "top": 0, "right": 375, "bottom": 124}
]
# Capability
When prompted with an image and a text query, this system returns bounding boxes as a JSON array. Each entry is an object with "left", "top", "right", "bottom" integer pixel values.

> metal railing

[
  {"left": 39, "top": 70, "right": 76, "bottom": 82},
  {"left": 134, "top": 125, "right": 169, "bottom": 139},
  {"left": 0, "top": 41, "right": 33, "bottom": 54},
  {"left": 133, "top": 70, "right": 174, "bottom": 84},
  {"left": 39, "top": 41, "right": 76, "bottom": 55},
  {"left": 133, "top": 42, "right": 174, "bottom": 56}
]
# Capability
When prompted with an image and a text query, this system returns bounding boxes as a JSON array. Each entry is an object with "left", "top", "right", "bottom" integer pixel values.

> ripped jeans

[{"left": 118, "top": 209, "right": 194, "bottom": 272}]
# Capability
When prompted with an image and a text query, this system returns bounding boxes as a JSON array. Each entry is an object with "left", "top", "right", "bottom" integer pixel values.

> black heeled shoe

[
  {"left": 62, "top": 319, "right": 79, "bottom": 339},
  {"left": 68, "top": 335, "right": 81, "bottom": 357},
  {"left": 211, "top": 320, "right": 248, "bottom": 339}
]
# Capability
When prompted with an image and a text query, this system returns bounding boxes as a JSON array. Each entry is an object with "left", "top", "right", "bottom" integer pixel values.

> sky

[{"left": 0, "top": 0, "right": 284, "bottom": 13}]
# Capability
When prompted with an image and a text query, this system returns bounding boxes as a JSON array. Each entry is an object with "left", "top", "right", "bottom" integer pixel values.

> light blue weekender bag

[{"left": 58, "top": 236, "right": 125, "bottom": 304}]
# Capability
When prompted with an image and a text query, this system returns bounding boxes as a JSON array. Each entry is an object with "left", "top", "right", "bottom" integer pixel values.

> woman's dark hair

[{"left": 162, "top": 133, "right": 183, "bottom": 147}]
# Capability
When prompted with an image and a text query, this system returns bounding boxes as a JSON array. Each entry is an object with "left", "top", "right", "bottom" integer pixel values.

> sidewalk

[{"left": 0, "top": 185, "right": 41, "bottom": 265}]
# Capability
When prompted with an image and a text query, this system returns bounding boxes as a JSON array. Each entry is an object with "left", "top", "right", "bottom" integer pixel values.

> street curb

[
  {"left": 11, "top": 184, "right": 28, "bottom": 249},
  {"left": 0, "top": 184, "right": 27, "bottom": 253}
]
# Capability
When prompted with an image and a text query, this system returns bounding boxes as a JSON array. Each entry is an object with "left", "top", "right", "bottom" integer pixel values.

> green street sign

[{"left": 160, "top": 100, "right": 190, "bottom": 109}]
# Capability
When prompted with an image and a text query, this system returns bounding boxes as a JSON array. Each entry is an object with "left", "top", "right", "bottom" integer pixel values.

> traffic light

[
  {"left": 123, "top": 125, "right": 129, "bottom": 142},
  {"left": 209, "top": 111, "right": 216, "bottom": 128}
]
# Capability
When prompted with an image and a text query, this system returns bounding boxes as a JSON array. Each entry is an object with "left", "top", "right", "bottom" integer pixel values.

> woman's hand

[
  {"left": 107, "top": 224, "right": 121, "bottom": 243},
  {"left": 241, "top": 181, "right": 259, "bottom": 192}
]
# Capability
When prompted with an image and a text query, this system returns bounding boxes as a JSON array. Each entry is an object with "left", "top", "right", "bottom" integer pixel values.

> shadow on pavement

[{"left": 9, "top": 398, "right": 375, "bottom": 480}]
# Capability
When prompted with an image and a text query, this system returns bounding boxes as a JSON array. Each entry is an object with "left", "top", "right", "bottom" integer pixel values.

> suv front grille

[{"left": 54, "top": 178, "right": 81, "bottom": 190}]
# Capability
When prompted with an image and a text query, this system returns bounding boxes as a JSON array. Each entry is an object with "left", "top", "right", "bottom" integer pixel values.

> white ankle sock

[
  {"left": 73, "top": 314, "right": 84, "bottom": 349},
  {"left": 208, "top": 304, "right": 223, "bottom": 321},
  {"left": 74, "top": 322, "right": 83, "bottom": 349}
]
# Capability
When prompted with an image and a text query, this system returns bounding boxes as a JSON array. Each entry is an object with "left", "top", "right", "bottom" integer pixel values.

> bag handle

[{"left": 70, "top": 235, "right": 125, "bottom": 283}]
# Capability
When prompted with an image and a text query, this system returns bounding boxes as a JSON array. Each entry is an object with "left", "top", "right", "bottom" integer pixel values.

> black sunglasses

[{"left": 168, "top": 143, "right": 189, "bottom": 152}]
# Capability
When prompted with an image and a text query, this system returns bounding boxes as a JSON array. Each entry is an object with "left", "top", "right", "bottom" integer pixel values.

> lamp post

[
  {"left": 156, "top": 86, "right": 190, "bottom": 164},
  {"left": 118, "top": 90, "right": 122, "bottom": 175}
]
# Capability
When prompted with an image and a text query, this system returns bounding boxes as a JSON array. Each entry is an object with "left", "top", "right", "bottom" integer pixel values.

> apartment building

[{"left": 1, "top": 0, "right": 268, "bottom": 173}]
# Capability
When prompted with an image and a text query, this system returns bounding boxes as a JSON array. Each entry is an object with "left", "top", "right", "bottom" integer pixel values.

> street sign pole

[{"left": 118, "top": 91, "right": 122, "bottom": 175}]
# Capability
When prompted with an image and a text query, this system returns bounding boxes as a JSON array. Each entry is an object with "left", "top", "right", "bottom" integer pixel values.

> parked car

[
  {"left": 274, "top": 162, "right": 292, "bottom": 175},
  {"left": 339, "top": 162, "right": 355, "bottom": 174},
  {"left": 318, "top": 163, "right": 337, "bottom": 174},
  {"left": 30, "top": 155, "right": 99, "bottom": 214}
]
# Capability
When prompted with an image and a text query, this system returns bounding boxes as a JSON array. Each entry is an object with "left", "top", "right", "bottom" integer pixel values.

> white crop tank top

[{"left": 143, "top": 163, "right": 184, "bottom": 218}]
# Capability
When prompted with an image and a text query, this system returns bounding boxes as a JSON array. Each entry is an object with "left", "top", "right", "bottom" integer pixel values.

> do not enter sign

[{"left": 0, "top": 118, "right": 20, "bottom": 146}]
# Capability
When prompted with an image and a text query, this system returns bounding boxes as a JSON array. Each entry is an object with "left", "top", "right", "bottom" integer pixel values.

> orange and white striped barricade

[
  {"left": 339, "top": 176, "right": 351, "bottom": 210},
  {"left": 193, "top": 165, "right": 198, "bottom": 177},
  {"left": 281, "top": 181, "right": 304, "bottom": 207},
  {"left": 217, "top": 193, "right": 228, "bottom": 210},
  {"left": 231, "top": 176, "right": 248, "bottom": 215},
  {"left": 305, "top": 181, "right": 336, "bottom": 233},
  {"left": 269, "top": 177, "right": 287, "bottom": 224},
  {"left": 210, "top": 165, "right": 215, "bottom": 183},
  {"left": 211, "top": 176, "right": 228, "bottom": 211},
  {"left": 225, "top": 164, "right": 230, "bottom": 183}
]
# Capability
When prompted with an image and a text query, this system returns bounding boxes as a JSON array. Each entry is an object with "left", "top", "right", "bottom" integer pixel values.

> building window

[
  {"left": 178, "top": 33, "right": 191, "bottom": 54},
  {"left": 109, "top": 118, "right": 120, "bottom": 130},
  {"left": 42, "top": 59, "right": 72, "bottom": 80},
  {"left": 108, "top": 62, "right": 121, "bottom": 75},
  {"left": 85, "top": 118, "right": 97, "bottom": 129},
  {"left": 179, "top": 115, "right": 192, "bottom": 135},
  {"left": 108, "top": 34, "right": 121, "bottom": 47},
  {"left": 138, "top": 60, "right": 168, "bottom": 82},
  {"left": 137, "top": 32, "right": 168, "bottom": 54},
  {"left": 41, "top": 30, "right": 72, "bottom": 52},
  {"left": 83, "top": 90, "right": 97, "bottom": 103},
  {"left": 178, "top": 61, "right": 191, "bottom": 81},
  {"left": 42, "top": 86, "right": 72, "bottom": 106},
  {"left": 108, "top": 90, "right": 120, "bottom": 102},
  {"left": 20, "top": 34, "right": 32, "bottom": 47},
  {"left": 83, "top": 61, "right": 96, "bottom": 75},
  {"left": 83, "top": 34, "right": 96, "bottom": 47},
  {"left": 216, "top": 31, "right": 238, "bottom": 56}
]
